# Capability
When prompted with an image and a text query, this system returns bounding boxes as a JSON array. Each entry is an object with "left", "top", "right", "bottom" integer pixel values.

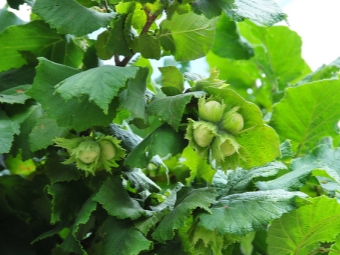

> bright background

[{"left": 1, "top": 0, "right": 340, "bottom": 71}]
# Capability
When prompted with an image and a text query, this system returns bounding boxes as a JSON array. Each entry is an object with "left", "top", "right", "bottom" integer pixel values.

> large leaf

[
  {"left": 191, "top": 0, "right": 286, "bottom": 26},
  {"left": 33, "top": 0, "right": 116, "bottom": 36},
  {"left": 267, "top": 196, "right": 340, "bottom": 255},
  {"left": 270, "top": 79, "right": 340, "bottom": 153},
  {"left": 147, "top": 92, "right": 204, "bottom": 131},
  {"left": 27, "top": 58, "right": 118, "bottom": 131},
  {"left": 7, "top": 103, "right": 44, "bottom": 159},
  {"left": 159, "top": 12, "right": 217, "bottom": 61},
  {"left": 0, "top": 21, "right": 63, "bottom": 72},
  {"left": 152, "top": 186, "right": 217, "bottom": 242},
  {"left": 54, "top": 65, "right": 138, "bottom": 114},
  {"left": 236, "top": 125, "right": 280, "bottom": 169},
  {"left": 257, "top": 145, "right": 340, "bottom": 193},
  {"left": 48, "top": 181, "right": 91, "bottom": 224},
  {"left": 93, "top": 175, "right": 146, "bottom": 220},
  {"left": 100, "top": 217, "right": 152, "bottom": 255},
  {"left": 198, "top": 190, "right": 306, "bottom": 236},
  {"left": 0, "top": 109, "right": 17, "bottom": 153},
  {"left": 29, "top": 116, "right": 69, "bottom": 151},
  {"left": 212, "top": 162, "right": 287, "bottom": 196},
  {"left": 211, "top": 13, "right": 253, "bottom": 60},
  {"left": 125, "top": 123, "right": 187, "bottom": 168}
]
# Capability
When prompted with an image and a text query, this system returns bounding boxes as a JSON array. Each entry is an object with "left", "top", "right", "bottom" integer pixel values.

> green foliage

[{"left": 1, "top": 1, "right": 340, "bottom": 254}]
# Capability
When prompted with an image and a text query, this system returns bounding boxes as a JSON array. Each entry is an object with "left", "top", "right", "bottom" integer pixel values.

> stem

[{"left": 116, "top": 8, "right": 159, "bottom": 67}]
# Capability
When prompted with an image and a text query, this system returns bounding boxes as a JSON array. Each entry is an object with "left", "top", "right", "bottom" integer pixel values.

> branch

[{"left": 117, "top": 9, "right": 158, "bottom": 67}]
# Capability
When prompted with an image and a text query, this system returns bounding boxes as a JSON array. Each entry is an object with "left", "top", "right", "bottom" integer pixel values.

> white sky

[{"left": 0, "top": 0, "right": 340, "bottom": 71}]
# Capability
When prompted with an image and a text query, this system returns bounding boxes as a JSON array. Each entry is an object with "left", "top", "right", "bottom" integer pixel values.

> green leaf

[
  {"left": 182, "top": 146, "right": 216, "bottom": 184},
  {"left": 8, "top": 103, "right": 44, "bottom": 159},
  {"left": 100, "top": 217, "right": 152, "bottom": 255},
  {"left": 267, "top": 196, "right": 340, "bottom": 255},
  {"left": 0, "top": 109, "right": 17, "bottom": 153},
  {"left": 211, "top": 13, "right": 253, "bottom": 60},
  {"left": 191, "top": 0, "right": 285, "bottom": 26},
  {"left": 72, "top": 195, "right": 97, "bottom": 238},
  {"left": 54, "top": 65, "right": 138, "bottom": 114},
  {"left": 27, "top": 58, "right": 118, "bottom": 131},
  {"left": 159, "top": 66, "right": 184, "bottom": 96},
  {"left": 159, "top": 12, "right": 217, "bottom": 61},
  {"left": 48, "top": 181, "right": 91, "bottom": 224},
  {"left": 33, "top": 0, "right": 116, "bottom": 36},
  {"left": 125, "top": 123, "right": 187, "bottom": 168},
  {"left": 297, "top": 56, "right": 340, "bottom": 85},
  {"left": 0, "top": 66, "right": 35, "bottom": 92},
  {"left": 198, "top": 190, "right": 306, "bottom": 236},
  {"left": 0, "top": 85, "right": 31, "bottom": 104},
  {"left": 225, "top": 0, "right": 285, "bottom": 26},
  {"left": 236, "top": 125, "right": 280, "bottom": 169},
  {"left": 106, "top": 14, "right": 132, "bottom": 56},
  {"left": 138, "top": 34, "right": 161, "bottom": 60},
  {"left": 270, "top": 79, "right": 340, "bottom": 153},
  {"left": 147, "top": 92, "right": 204, "bottom": 131},
  {"left": 257, "top": 145, "right": 340, "bottom": 193},
  {"left": 93, "top": 175, "right": 146, "bottom": 220},
  {"left": 29, "top": 117, "right": 70, "bottom": 151},
  {"left": 7, "top": 0, "right": 26, "bottom": 10},
  {"left": 0, "top": 6, "right": 25, "bottom": 33},
  {"left": 119, "top": 67, "right": 148, "bottom": 122},
  {"left": 152, "top": 186, "right": 217, "bottom": 242},
  {"left": 60, "top": 233, "right": 85, "bottom": 255},
  {"left": 212, "top": 162, "right": 286, "bottom": 196},
  {"left": 0, "top": 20, "right": 63, "bottom": 72},
  {"left": 45, "top": 150, "right": 83, "bottom": 184}
]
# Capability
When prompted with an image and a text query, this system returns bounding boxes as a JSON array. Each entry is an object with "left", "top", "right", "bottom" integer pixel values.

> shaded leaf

[
  {"left": 0, "top": 109, "right": 17, "bottom": 153},
  {"left": 198, "top": 190, "right": 306, "bottom": 236},
  {"left": 123, "top": 169, "right": 161, "bottom": 193},
  {"left": 267, "top": 196, "right": 340, "bottom": 255},
  {"left": 125, "top": 123, "right": 187, "bottom": 168},
  {"left": 93, "top": 175, "right": 146, "bottom": 220},
  {"left": 29, "top": 117, "right": 70, "bottom": 151},
  {"left": 119, "top": 67, "right": 149, "bottom": 122},
  {"left": 159, "top": 12, "right": 217, "bottom": 61},
  {"left": 48, "top": 181, "right": 91, "bottom": 224},
  {"left": 107, "top": 123, "right": 142, "bottom": 153},
  {"left": 152, "top": 187, "right": 217, "bottom": 242},
  {"left": 147, "top": 92, "right": 204, "bottom": 131},
  {"left": 101, "top": 217, "right": 152, "bottom": 255},
  {"left": 33, "top": 0, "right": 116, "bottom": 36},
  {"left": 138, "top": 34, "right": 161, "bottom": 60}
]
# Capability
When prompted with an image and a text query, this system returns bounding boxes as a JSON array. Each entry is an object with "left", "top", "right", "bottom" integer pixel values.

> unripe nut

[
  {"left": 222, "top": 112, "right": 244, "bottom": 134},
  {"left": 99, "top": 140, "right": 116, "bottom": 160},
  {"left": 193, "top": 125, "right": 215, "bottom": 147},
  {"left": 220, "top": 140, "right": 236, "bottom": 157},
  {"left": 199, "top": 100, "right": 224, "bottom": 123},
  {"left": 77, "top": 141, "right": 100, "bottom": 164}
]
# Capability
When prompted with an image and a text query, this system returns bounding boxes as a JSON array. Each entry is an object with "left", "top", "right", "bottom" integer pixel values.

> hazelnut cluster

[{"left": 186, "top": 97, "right": 244, "bottom": 163}]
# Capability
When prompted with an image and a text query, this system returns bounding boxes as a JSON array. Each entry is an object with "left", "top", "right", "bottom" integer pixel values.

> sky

[{"left": 1, "top": 0, "right": 340, "bottom": 71}]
